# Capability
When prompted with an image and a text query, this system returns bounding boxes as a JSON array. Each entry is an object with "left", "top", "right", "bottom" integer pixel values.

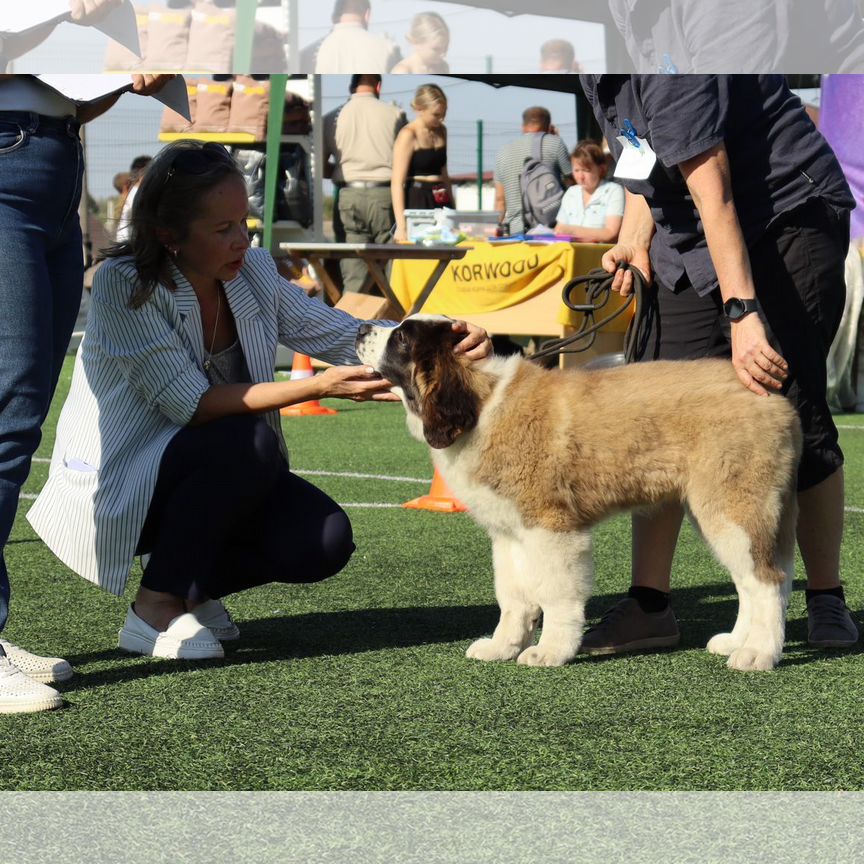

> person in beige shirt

[
  {"left": 314, "top": 0, "right": 400, "bottom": 74},
  {"left": 323, "top": 74, "right": 405, "bottom": 293}
]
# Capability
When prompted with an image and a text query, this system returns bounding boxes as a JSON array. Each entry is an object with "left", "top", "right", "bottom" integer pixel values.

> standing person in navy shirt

[
  {"left": 577, "top": 75, "right": 858, "bottom": 655},
  {"left": 606, "top": 0, "right": 864, "bottom": 73}
]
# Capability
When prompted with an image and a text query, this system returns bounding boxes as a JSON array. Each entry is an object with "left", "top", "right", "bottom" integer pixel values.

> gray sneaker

[
  {"left": 807, "top": 594, "right": 859, "bottom": 648},
  {"left": 580, "top": 597, "right": 680, "bottom": 655}
]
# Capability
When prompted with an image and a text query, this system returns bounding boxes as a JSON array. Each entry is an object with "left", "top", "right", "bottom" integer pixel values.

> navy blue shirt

[
  {"left": 580, "top": 74, "right": 855, "bottom": 295},
  {"left": 607, "top": 0, "right": 864, "bottom": 73}
]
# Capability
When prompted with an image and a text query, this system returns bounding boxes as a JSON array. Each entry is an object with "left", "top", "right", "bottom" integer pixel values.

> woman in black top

[{"left": 391, "top": 83, "right": 453, "bottom": 242}]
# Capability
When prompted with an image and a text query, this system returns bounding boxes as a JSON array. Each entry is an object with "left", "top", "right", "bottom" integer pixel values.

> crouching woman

[{"left": 27, "top": 141, "right": 490, "bottom": 660}]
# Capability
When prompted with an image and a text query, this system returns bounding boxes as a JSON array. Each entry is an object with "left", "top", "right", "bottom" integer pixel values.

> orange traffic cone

[
  {"left": 403, "top": 467, "right": 468, "bottom": 513},
  {"left": 280, "top": 353, "right": 338, "bottom": 417}
]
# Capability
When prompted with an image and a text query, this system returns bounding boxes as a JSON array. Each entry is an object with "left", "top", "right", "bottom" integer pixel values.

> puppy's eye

[{"left": 393, "top": 329, "right": 408, "bottom": 347}]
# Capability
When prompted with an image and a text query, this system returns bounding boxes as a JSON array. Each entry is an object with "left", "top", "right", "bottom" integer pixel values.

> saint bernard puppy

[{"left": 356, "top": 315, "right": 802, "bottom": 671}]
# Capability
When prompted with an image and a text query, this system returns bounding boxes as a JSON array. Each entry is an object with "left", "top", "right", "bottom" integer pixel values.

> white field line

[
  {"left": 30, "top": 458, "right": 427, "bottom": 485},
  {"left": 19, "top": 468, "right": 428, "bottom": 508},
  {"left": 836, "top": 424, "right": 864, "bottom": 430},
  {"left": 294, "top": 469, "right": 427, "bottom": 483},
  {"left": 17, "top": 493, "right": 404, "bottom": 508}
]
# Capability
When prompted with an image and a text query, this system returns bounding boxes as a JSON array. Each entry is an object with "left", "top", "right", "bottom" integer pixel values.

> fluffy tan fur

[{"left": 356, "top": 316, "right": 803, "bottom": 671}]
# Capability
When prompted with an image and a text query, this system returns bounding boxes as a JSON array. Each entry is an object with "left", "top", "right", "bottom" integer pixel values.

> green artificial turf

[{"left": 1, "top": 360, "right": 863, "bottom": 791}]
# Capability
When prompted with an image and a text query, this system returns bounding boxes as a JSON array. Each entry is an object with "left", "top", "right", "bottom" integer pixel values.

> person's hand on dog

[
  {"left": 317, "top": 365, "right": 401, "bottom": 402},
  {"left": 131, "top": 75, "right": 176, "bottom": 97},
  {"left": 601, "top": 244, "right": 652, "bottom": 296},
  {"left": 730, "top": 313, "right": 788, "bottom": 397},
  {"left": 451, "top": 320, "right": 492, "bottom": 360},
  {"left": 69, "top": 0, "right": 123, "bottom": 24}
]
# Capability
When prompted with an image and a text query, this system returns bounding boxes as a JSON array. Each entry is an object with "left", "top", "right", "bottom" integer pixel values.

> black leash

[{"left": 527, "top": 263, "right": 652, "bottom": 365}]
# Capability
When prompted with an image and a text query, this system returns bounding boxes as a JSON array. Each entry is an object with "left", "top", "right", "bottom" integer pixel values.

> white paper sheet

[
  {"left": 0, "top": 3, "right": 72, "bottom": 34},
  {"left": 0, "top": 1, "right": 141, "bottom": 57},
  {"left": 36, "top": 74, "right": 191, "bottom": 120}
]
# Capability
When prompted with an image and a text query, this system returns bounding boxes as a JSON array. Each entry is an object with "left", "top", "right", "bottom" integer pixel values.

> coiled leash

[{"left": 527, "top": 263, "right": 652, "bottom": 365}]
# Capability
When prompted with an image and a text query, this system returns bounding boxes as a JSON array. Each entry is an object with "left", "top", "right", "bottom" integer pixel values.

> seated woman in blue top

[
  {"left": 555, "top": 140, "right": 624, "bottom": 243},
  {"left": 27, "top": 140, "right": 491, "bottom": 662}
]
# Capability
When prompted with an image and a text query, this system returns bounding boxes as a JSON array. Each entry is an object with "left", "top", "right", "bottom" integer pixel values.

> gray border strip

[{"left": 3, "top": 792, "right": 864, "bottom": 863}]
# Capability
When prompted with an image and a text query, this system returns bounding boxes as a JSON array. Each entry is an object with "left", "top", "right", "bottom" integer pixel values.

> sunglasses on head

[{"left": 164, "top": 142, "right": 235, "bottom": 182}]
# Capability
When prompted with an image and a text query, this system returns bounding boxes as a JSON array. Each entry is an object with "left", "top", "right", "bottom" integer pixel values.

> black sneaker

[
  {"left": 807, "top": 595, "right": 859, "bottom": 648},
  {"left": 580, "top": 597, "right": 680, "bottom": 655}
]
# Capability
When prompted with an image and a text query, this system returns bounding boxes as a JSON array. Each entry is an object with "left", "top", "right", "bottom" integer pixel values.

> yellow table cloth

[{"left": 389, "top": 241, "right": 632, "bottom": 331}]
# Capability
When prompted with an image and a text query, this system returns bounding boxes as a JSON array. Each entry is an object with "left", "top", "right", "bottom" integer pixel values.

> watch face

[{"left": 725, "top": 298, "right": 746, "bottom": 320}]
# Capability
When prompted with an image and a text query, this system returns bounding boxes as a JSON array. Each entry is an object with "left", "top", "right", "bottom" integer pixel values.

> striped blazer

[{"left": 27, "top": 247, "right": 380, "bottom": 595}]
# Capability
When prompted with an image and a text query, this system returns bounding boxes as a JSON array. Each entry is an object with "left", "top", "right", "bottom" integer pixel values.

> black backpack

[{"left": 520, "top": 133, "right": 565, "bottom": 229}]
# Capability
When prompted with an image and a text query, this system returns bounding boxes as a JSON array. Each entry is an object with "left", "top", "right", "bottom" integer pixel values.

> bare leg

[
  {"left": 132, "top": 587, "right": 185, "bottom": 632},
  {"left": 632, "top": 502, "right": 685, "bottom": 592},
  {"left": 797, "top": 468, "right": 844, "bottom": 590}
]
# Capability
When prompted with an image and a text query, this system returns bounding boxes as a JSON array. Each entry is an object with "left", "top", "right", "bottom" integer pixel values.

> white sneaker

[
  {"left": 192, "top": 599, "right": 240, "bottom": 641},
  {"left": 118, "top": 606, "right": 224, "bottom": 660},
  {"left": 0, "top": 639, "right": 73, "bottom": 684},
  {"left": 0, "top": 655, "right": 64, "bottom": 714}
]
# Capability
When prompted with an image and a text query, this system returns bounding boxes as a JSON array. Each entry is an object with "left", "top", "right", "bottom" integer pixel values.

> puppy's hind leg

[
  {"left": 694, "top": 491, "right": 792, "bottom": 671},
  {"left": 725, "top": 488, "right": 796, "bottom": 671},
  {"left": 466, "top": 533, "right": 540, "bottom": 662},
  {"left": 516, "top": 528, "right": 593, "bottom": 668}
]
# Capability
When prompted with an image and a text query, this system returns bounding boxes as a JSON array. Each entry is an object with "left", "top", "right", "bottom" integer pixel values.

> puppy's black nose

[{"left": 357, "top": 323, "right": 372, "bottom": 337}]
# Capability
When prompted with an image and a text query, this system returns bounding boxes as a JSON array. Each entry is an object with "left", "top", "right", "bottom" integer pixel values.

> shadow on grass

[
  {"left": 59, "top": 602, "right": 502, "bottom": 691},
  {"left": 59, "top": 581, "right": 862, "bottom": 691}
]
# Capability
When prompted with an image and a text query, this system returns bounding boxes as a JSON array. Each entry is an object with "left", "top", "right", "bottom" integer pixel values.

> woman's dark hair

[
  {"left": 570, "top": 139, "right": 609, "bottom": 178},
  {"left": 102, "top": 140, "right": 244, "bottom": 308}
]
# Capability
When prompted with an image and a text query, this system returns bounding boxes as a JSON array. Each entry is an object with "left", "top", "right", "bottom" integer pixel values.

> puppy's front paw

[
  {"left": 726, "top": 647, "right": 779, "bottom": 672},
  {"left": 516, "top": 645, "right": 572, "bottom": 667},
  {"left": 706, "top": 632, "right": 742, "bottom": 656},
  {"left": 465, "top": 638, "right": 521, "bottom": 662}
]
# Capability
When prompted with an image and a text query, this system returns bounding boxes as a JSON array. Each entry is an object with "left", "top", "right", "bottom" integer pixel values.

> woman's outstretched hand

[{"left": 316, "top": 365, "right": 401, "bottom": 402}]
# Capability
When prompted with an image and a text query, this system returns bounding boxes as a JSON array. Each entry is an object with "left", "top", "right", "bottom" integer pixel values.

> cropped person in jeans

[
  {"left": 0, "top": 65, "right": 174, "bottom": 713},
  {"left": 27, "top": 142, "right": 492, "bottom": 671},
  {"left": 577, "top": 74, "right": 858, "bottom": 655}
]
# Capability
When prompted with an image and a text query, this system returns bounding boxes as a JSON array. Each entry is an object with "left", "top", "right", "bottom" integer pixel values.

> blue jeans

[{"left": 0, "top": 112, "right": 84, "bottom": 636}]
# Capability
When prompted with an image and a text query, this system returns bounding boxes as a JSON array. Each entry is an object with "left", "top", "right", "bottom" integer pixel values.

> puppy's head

[{"left": 356, "top": 315, "right": 480, "bottom": 449}]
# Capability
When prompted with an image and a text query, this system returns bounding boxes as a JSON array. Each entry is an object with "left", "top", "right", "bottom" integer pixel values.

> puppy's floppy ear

[{"left": 415, "top": 329, "right": 479, "bottom": 449}]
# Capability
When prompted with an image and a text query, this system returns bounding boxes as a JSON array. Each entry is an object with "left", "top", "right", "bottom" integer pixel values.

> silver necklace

[{"left": 202, "top": 288, "right": 222, "bottom": 372}]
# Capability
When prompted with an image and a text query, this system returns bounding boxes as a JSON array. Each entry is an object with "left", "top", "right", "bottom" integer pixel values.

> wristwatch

[{"left": 723, "top": 297, "right": 761, "bottom": 322}]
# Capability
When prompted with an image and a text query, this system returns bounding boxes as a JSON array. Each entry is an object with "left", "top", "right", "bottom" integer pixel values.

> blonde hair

[
  {"left": 407, "top": 12, "right": 449, "bottom": 47},
  {"left": 411, "top": 83, "right": 447, "bottom": 113}
]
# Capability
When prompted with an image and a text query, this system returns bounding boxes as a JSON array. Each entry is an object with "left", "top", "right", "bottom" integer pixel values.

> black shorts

[{"left": 637, "top": 197, "right": 849, "bottom": 491}]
